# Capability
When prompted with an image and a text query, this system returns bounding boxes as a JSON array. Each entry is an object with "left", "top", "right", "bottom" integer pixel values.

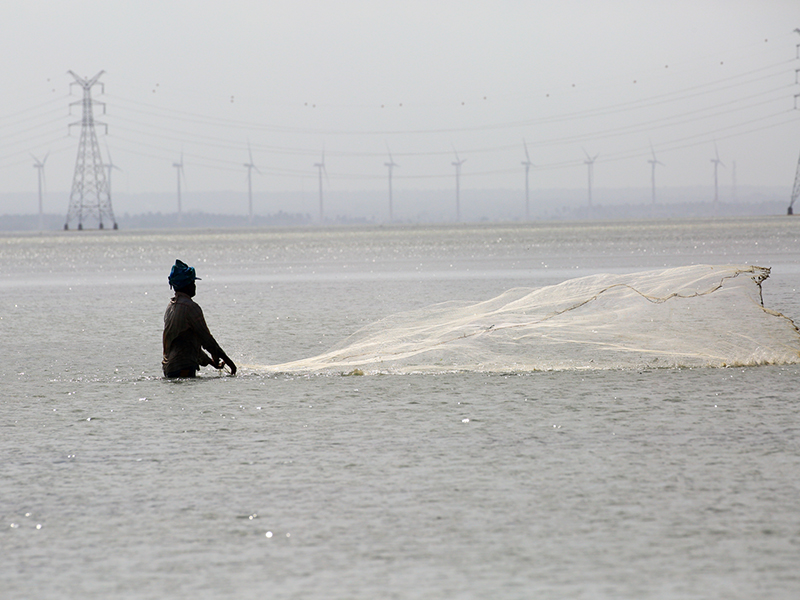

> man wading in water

[{"left": 162, "top": 259, "right": 237, "bottom": 378}]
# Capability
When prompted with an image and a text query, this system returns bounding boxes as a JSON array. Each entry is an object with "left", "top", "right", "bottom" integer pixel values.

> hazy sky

[{"left": 2, "top": 0, "right": 799, "bottom": 201}]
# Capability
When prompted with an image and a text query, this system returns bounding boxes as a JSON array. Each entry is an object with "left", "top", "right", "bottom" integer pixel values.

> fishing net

[{"left": 260, "top": 264, "right": 800, "bottom": 374}]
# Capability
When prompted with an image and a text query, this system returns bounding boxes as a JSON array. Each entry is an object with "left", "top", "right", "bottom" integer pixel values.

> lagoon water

[{"left": 2, "top": 218, "right": 800, "bottom": 599}]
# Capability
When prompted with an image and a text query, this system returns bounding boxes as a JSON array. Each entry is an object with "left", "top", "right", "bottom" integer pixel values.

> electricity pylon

[
  {"left": 64, "top": 71, "right": 118, "bottom": 230},
  {"left": 789, "top": 150, "right": 800, "bottom": 215}
]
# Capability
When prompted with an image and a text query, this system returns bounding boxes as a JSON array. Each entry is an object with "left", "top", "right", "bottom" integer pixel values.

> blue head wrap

[{"left": 168, "top": 259, "right": 201, "bottom": 290}]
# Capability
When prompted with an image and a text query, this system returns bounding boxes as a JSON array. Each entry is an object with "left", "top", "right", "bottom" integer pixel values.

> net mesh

[{"left": 257, "top": 265, "right": 800, "bottom": 374}]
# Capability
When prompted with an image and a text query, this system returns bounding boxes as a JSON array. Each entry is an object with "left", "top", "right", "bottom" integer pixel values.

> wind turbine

[
  {"left": 104, "top": 144, "right": 122, "bottom": 205},
  {"left": 795, "top": 28, "right": 800, "bottom": 59},
  {"left": 32, "top": 152, "right": 49, "bottom": 231},
  {"left": 647, "top": 144, "right": 664, "bottom": 204},
  {"left": 583, "top": 148, "right": 599, "bottom": 209},
  {"left": 314, "top": 148, "right": 328, "bottom": 223},
  {"left": 451, "top": 147, "right": 466, "bottom": 222},
  {"left": 710, "top": 144, "right": 725, "bottom": 207},
  {"left": 521, "top": 139, "right": 534, "bottom": 220},
  {"left": 789, "top": 150, "right": 800, "bottom": 215},
  {"left": 244, "top": 142, "right": 261, "bottom": 223},
  {"left": 384, "top": 145, "right": 398, "bottom": 222},
  {"left": 173, "top": 153, "right": 185, "bottom": 224}
]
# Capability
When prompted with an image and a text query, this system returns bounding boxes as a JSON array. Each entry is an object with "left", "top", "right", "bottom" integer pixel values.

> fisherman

[{"left": 162, "top": 259, "right": 237, "bottom": 378}]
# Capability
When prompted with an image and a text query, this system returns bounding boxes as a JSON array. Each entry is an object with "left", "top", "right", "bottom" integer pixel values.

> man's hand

[
  {"left": 200, "top": 351, "right": 219, "bottom": 368},
  {"left": 214, "top": 352, "right": 237, "bottom": 375},
  {"left": 222, "top": 355, "right": 237, "bottom": 375}
]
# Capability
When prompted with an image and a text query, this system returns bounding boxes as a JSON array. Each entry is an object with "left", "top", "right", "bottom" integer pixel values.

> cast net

[{"left": 259, "top": 264, "right": 800, "bottom": 374}]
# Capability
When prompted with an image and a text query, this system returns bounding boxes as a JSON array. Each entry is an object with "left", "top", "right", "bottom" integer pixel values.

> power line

[{"left": 100, "top": 59, "right": 792, "bottom": 138}]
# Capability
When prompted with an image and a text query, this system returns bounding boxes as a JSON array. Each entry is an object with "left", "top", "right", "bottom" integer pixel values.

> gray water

[{"left": 2, "top": 218, "right": 800, "bottom": 599}]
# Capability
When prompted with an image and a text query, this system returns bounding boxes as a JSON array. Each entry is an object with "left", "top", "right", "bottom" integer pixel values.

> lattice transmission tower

[{"left": 64, "top": 70, "right": 118, "bottom": 230}]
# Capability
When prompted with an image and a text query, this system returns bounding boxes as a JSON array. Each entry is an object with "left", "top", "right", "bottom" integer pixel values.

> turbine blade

[{"left": 523, "top": 138, "right": 531, "bottom": 163}]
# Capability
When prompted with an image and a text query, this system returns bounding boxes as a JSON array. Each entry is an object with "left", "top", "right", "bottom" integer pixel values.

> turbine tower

[
  {"left": 521, "top": 139, "right": 533, "bottom": 220},
  {"left": 647, "top": 144, "right": 664, "bottom": 204},
  {"left": 104, "top": 145, "right": 122, "bottom": 204},
  {"left": 314, "top": 148, "right": 328, "bottom": 223},
  {"left": 64, "top": 70, "right": 118, "bottom": 230},
  {"left": 32, "top": 152, "right": 48, "bottom": 231},
  {"left": 244, "top": 142, "right": 261, "bottom": 223},
  {"left": 384, "top": 146, "right": 398, "bottom": 222},
  {"left": 710, "top": 144, "right": 725, "bottom": 207},
  {"left": 796, "top": 28, "right": 800, "bottom": 59},
  {"left": 173, "top": 153, "right": 185, "bottom": 224},
  {"left": 788, "top": 150, "right": 800, "bottom": 215},
  {"left": 583, "top": 149, "right": 599, "bottom": 209},
  {"left": 451, "top": 147, "right": 466, "bottom": 222}
]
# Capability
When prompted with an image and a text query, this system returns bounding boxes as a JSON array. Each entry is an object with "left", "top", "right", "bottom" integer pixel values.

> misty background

[{"left": 1, "top": 1, "right": 799, "bottom": 227}]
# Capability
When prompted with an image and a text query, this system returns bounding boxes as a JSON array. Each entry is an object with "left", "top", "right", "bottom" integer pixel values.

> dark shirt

[{"left": 162, "top": 292, "right": 224, "bottom": 376}]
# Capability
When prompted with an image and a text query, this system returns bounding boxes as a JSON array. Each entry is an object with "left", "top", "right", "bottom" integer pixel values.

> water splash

[{"left": 254, "top": 265, "right": 800, "bottom": 374}]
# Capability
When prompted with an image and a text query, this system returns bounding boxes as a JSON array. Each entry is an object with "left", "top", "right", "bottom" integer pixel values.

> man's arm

[{"left": 188, "top": 303, "right": 236, "bottom": 375}]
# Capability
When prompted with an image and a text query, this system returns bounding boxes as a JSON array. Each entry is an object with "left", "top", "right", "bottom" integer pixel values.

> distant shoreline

[{"left": 1, "top": 201, "right": 794, "bottom": 233}]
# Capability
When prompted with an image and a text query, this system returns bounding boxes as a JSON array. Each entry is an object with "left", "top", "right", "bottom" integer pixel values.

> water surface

[{"left": 2, "top": 218, "right": 799, "bottom": 599}]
